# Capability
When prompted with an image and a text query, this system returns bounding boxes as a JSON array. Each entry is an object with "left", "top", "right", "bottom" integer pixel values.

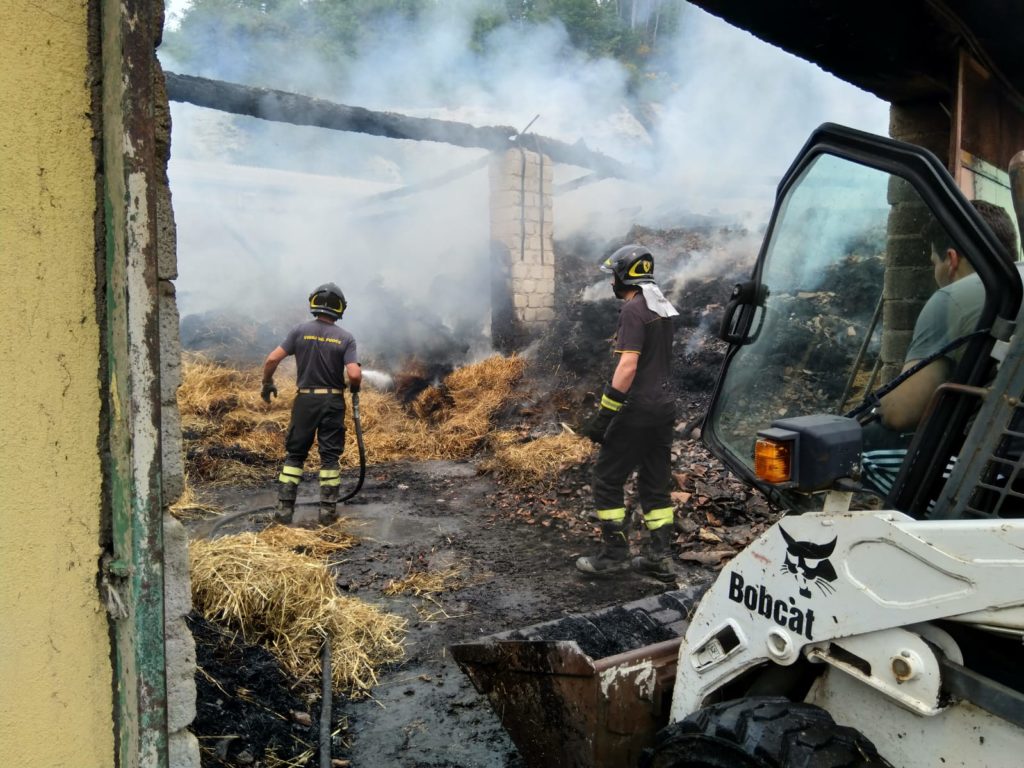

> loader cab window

[
  {"left": 711, "top": 155, "right": 896, "bottom": 478},
  {"left": 705, "top": 139, "right": 1014, "bottom": 515}
]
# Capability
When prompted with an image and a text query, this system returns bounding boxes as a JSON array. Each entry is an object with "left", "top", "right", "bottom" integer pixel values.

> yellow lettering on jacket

[{"left": 302, "top": 335, "right": 342, "bottom": 345}]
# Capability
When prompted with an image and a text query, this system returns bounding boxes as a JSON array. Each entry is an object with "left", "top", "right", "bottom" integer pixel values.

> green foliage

[
  {"left": 509, "top": 0, "right": 627, "bottom": 59},
  {"left": 164, "top": 0, "right": 684, "bottom": 87}
]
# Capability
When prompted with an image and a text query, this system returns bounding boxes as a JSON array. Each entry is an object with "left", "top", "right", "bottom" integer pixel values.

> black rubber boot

[
  {"left": 274, "top": 483, "right": 297, "bottom": 524},
  {"left": 318, "top": 484, "right": 340, "bottom": 525},
  {"left": 575, "top": 523, "right": 630, "bottom": 577},
  {"left": 632, "top": 525, "right": 676, "bottom": 583}
]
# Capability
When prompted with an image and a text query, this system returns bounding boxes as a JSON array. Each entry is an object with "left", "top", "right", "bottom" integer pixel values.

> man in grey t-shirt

[
  {"left": 262, "top": 283, "right": 362, "bottom": 524},
  {"left": 862, "top": 201, "right": 1018, "bottom": 496}
]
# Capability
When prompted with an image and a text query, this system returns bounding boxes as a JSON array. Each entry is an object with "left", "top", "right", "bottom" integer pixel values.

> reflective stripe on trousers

[
  {"left": 319, "top": 468, "right": 341, "bottom": 487},
  {"left": 643, "top": 506, "right": 673, "bottom": 530},
  {"left": 595, "top": 507, "right": 626, "bottom": 523}
]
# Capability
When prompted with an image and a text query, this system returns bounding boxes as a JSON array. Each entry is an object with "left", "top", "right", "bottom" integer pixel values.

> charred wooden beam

[
  {"left": 165, "top": 72, "right": 631, "bottom": 179},
  {"left": 554, "top": 172, "right": 608, "bottom": 195},
  {"left": 359, "top": 155, "right": 491, "bottom": 206}
]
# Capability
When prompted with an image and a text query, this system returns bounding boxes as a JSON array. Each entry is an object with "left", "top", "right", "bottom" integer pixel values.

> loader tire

[{"left": 640, "top": 697, "right": 892, "bottom": 768}]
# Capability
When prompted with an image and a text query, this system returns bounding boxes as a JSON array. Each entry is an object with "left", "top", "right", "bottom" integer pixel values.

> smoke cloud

[{"left": 160, "top": 1, "right": 888, "bottom": 367}]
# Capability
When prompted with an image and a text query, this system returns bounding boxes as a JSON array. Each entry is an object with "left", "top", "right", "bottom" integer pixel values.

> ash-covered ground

[{"left": 181, "top": 226, "right": 785, "bottom": 767}]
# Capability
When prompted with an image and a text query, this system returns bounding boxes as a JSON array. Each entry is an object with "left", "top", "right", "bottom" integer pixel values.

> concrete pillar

[
  {"left": 489, "top": 147, "right": 554, "bottom": 350},
  {"left": 155, "top": 55, "right": 200, "bottom": 768},
  {"left": 881, "top": 102, "right": 951, "bottom": 381}
]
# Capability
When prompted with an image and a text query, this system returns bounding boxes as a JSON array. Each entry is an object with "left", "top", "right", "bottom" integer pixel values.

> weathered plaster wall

[{"left": 0, "top": 2, "right": 115, "bottom": 766}]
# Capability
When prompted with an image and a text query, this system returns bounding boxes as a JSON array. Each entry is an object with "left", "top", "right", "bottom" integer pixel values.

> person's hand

[
  {"left": 261, "top": 380, "right": 278, "bottom": 403},
  {"left": 579, "top": 385, "right": 627, "bottom": 444},
  {"left": 580, "top": 408, "right": 614, "bottom": 444}
]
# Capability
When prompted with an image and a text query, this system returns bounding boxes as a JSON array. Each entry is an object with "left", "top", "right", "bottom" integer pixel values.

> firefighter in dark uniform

[
  {"left": 576, "top": 245, "right": 678, "bottom": 581},
  {"left": 261, "top": 283, "right": 362, "bottom": 525}
]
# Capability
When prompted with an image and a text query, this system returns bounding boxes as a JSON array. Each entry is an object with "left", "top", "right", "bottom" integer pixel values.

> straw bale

[
  {"left": 191, "top": 533, "right": 405, "bottom": 695},
  {"left": 481, "top": 429, "right": 594, "bottom": 488}
]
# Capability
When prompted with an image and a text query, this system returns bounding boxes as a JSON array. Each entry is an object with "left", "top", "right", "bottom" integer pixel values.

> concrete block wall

[
  {"left": 155, "top": 52, "right": 200, "bottom": 768},
  {"left": 881, "top": 102, "right": 951, "bottom": 381},
  {"left": 489, "top": 147, "right": 555, "bottom": 347}
]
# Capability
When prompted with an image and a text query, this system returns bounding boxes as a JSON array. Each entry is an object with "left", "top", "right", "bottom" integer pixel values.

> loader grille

[
  {"left": 937, "top": 337, "right": 1024, "bottom": 519},
  {"left": 962, "top": 403, "right": 1024, "bottom": 517}
]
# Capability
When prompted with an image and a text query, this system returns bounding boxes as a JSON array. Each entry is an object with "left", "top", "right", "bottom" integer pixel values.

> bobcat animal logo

[{"left": 780, "top": 527, "right": 838, "bottom": 599}]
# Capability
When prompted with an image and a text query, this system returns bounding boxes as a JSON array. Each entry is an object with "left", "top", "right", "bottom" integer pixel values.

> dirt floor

[
  {"left": 186, "top": 454, "right": 727, "bottom": 768},
  {"left": 180, "top": 224, "right": 776, "bottom": 766}
]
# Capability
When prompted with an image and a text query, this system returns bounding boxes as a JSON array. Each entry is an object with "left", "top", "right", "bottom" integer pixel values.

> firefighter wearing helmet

[
  {"left": 262, "top": 283, "right": 362, "bottom": 525},
  {"left": 576, "top": 244, "right": 680, "bottom": 581}
]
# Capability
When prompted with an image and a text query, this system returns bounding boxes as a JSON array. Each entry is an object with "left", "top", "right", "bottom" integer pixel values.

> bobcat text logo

[
  {"left": 727, "top": 572, "right": 817, "bottom": 640},
  {"left": 780, "top": 527, "right": 838, "bottom": 598}
]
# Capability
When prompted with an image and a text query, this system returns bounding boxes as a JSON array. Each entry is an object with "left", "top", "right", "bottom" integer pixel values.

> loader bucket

[{"left": 450, "top": 586, "right": 706, "bottom": 768}]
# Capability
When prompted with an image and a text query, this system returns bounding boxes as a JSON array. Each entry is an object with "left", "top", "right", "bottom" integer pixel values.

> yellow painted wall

[{"left": 0, "top": 2, "right": 115, "bottom": 766}]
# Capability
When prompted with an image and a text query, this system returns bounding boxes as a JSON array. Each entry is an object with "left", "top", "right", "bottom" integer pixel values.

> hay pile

[
  {"left": 178, "top": 355, "right": 291, "bottom": 483},
  {"left": 383, "top": 564, "right": 464, "bottom": 597},
  {"left": 481, "top": 429, "right": 594, "bottom": 489},
  {"left": 179, "top": 353, "right": 527, "bottom": 484},
  {"left": 257, "top": 522, "right": 358, "bottom": 560},
  {"left": 190, "top": 527, "right": 405, "bottom": 695},
  {"left": 430, "top": 355, "right": 526, "bottom": 455},
  {"left": 168, "top": 474, "right": 222, "bottom": 520}
]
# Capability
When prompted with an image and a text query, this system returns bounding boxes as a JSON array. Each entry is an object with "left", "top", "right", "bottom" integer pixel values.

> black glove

[
  {"left": 580, "top": 408, "right": 613, "bottom": 444},
  {"left": 579, "top": 385, "right": 627, "bottom": 444},
  {"left": 261, "top": 380, "right": 278, "bottom": 403}
]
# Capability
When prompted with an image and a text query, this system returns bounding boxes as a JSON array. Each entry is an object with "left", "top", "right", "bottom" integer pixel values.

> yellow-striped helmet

[
  {"left": 600, "top": 244, "right": 655, "bottom": 285},
  {"left": 309, "top": 283, "right": 347, "bottom": 319}
]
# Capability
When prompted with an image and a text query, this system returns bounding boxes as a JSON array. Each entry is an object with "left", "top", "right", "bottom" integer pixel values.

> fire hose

[
  {"left": 338, "top": 391, "right": 366, "bottom": 503},
  {"left": 198, "top": 389, "right": 367, "bottom": 538},
  {"left": 319, "top": 634, "right": 333, "bottom": 768}
]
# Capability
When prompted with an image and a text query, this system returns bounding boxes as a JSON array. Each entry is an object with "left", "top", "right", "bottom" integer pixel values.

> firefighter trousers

[
  {"left": 283, "top": 392, "right": 346, "bottom": 470},
  {"left": 592, "top": 411, "right": 674, "bottom": 519}
]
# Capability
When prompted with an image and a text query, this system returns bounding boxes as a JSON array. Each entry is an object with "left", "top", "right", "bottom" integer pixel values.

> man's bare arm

[
  {"left": 263, "top": 346, "right": 287, "bottom": 382},
  {"left": 345, "top": 362, "right": 362, "bottom": 391},
  {"left": 878, "top": 357, "right": 951, "bottom": 432},
  {"left": 611, "top": 352, "right": 639, "bottom": 393}
]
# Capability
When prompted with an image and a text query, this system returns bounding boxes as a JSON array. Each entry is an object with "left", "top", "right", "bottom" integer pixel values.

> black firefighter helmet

[
  {"left": 309, "top": 282, "right": 347, "bottom": 319},
  {"left": 600, "top": 244, "right": 655, "bottom": 286}
]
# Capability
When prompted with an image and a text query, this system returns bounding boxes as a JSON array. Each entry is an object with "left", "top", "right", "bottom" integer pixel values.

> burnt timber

[{"left": 165, "top": 72, "right": 630, "bottom": 179}]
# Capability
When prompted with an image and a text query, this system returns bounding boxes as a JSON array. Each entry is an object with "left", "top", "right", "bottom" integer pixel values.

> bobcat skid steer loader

[{"left": 452, "top": 124, "right": 1024, "bottom": 768}]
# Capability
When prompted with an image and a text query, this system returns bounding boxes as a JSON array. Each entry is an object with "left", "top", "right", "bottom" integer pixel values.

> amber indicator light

[{"left": 755, "top": 438, "right": 792, "bottom": 484}]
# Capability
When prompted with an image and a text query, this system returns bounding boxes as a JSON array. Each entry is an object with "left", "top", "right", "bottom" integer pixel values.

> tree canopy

[{"left": 163, "top": 0, "right": 684, "bottom": 95}]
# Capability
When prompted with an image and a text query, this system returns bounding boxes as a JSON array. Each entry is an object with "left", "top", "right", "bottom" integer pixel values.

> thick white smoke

[{"left": 161, "top": 1, "right": 888, "bottom": 364}]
